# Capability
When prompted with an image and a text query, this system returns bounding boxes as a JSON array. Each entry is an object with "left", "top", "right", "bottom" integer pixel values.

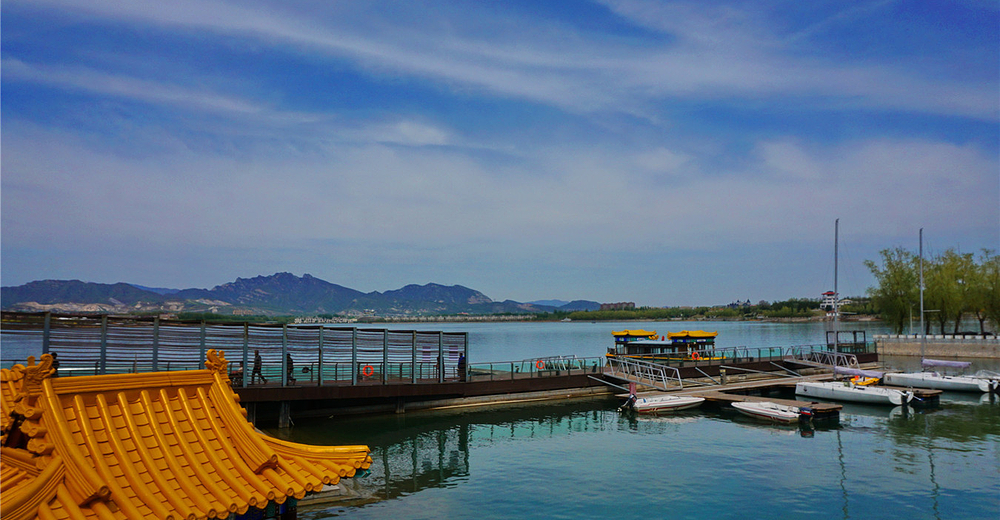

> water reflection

[
  {"left": 279, "top": 397, "right": 623, "bottom": 512},
  {"left": 276, "top": 394, "right": 998, "bottom": 519}
]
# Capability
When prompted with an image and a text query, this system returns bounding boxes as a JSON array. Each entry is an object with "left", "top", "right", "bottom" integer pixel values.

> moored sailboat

[
  {"left": 795, "top": 379, "right": 915, "bottom": 406},
  {"left": 883, "top": 359, "right": 1000, "bottom": 393}
]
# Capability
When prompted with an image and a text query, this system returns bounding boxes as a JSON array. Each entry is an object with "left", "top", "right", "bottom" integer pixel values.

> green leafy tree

[
  {"left": 865, "top": 247, "right": 918, "bottom": 334},
  {"left": 980, "top": 250, "right": 1000, "bottom": 333}
]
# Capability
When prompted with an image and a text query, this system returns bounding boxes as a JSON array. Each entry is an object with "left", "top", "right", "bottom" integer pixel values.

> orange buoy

[{"left": 362, "top": 365, "right": 374, "bottom": 377}]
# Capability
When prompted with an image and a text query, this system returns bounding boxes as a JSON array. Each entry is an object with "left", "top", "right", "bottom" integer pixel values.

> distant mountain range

[{"left": 0, "top": 273, "right": 601, "bottom": 316}]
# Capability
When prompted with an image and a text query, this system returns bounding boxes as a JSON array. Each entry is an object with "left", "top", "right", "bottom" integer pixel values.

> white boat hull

[
  {"left": 631, "top": 395, "right": 705, "bottom": 413},
  {"left": 883, "top": 372, "right": 997, "bottom": 393},
  {"left": 796, "top": 381, "right": 913, "bottom": 406},
  {"left": 731, "top": 401, "right": 804, "bottom": 424}
]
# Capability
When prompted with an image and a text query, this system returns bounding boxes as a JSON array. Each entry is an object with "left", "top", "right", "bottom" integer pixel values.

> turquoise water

[
  {"left": 5, "top": 319, "right": 998, "bottom": 518},
  {"left": 283, "top": 395, "right": 999, "bottom": 520},
  {"left": 267, "top": 321, "right": 999, "bottom": 520}
]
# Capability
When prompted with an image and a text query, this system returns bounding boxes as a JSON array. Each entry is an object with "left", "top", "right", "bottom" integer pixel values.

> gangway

[
  {"left": 605, "top": 355, "right": 684, "bottom": 391},
  {"left": 785, "top": 351, "right": 859, "bottom": 370}
]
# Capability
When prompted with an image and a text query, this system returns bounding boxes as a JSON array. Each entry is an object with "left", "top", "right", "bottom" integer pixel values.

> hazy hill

[{"left": 0, "top": 273, "right": 590, "bottom": 317}]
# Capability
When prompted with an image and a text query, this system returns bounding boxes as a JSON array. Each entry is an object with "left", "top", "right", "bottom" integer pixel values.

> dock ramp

[{"left": 605, "top": 356, "right": 684, "bottom": 391}]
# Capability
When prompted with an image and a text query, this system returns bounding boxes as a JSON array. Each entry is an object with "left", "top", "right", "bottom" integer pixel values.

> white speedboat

[
  {"left": 796, "top": 381, "right": 914, "bottom": 406},
  {"left": 883, "top": 359, "right": 1000, "bottom": 393},
  {"left": 883, "top": 372, "right": 998, "bottom": 393},
  {"left": 621, "top": 394, "right": 705, "bottom": 413},
  {"left": 731, "top": 401, "right": 813, "bottom": 424}
]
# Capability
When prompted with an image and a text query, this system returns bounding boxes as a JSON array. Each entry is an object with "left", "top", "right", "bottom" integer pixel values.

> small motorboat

[
  {"left": 620, "top": 394, "right": 705, "bottom": 414},
  {"left": 883, "top": 360, "right": 1000, "bottom": 393},
  {"left": 731, "top": 401, "right": 813, "bottom": 424},
  {"left": 796, "top": 381, "right": 914, "bottom": 406}
]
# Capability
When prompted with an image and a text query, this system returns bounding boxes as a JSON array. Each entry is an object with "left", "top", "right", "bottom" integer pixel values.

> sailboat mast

[
  {"left": 833, "top": 219, "right": 839, "bottom": 347},
  {"left": 920, "top": 228, "right": 925, "bottom": 359}
]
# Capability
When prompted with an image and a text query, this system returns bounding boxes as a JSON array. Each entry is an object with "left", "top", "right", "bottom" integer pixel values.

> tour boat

[
  {"left": 731, "top": 401, "right": 813, "bottom": 424},
  {"left": 620, "top": 394, "right": 705, "bottom": 413},
  {"left": 883, "top": 359, "right": 1000, "bottom": 393},
  {"left": 795, "top": 381, "right": 914, "bottom": 406},
  {"left": 609, "top": 330, "right": 721, "bottom": 362}
]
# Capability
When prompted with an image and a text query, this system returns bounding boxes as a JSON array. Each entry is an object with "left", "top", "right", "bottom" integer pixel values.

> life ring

[
  {"left": 690, "top": 352, "right": 701, "bottom": 361},
  {"left": 362, "top": 365, "right": 374, "bottom": 377},
  {"left": 536, "top": 360, "right": 545, "bottom": 370}
]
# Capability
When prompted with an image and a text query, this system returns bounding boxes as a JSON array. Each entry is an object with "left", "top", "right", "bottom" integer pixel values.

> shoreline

[{"left": 876, "top": 335, "right": 1000, "bottom": 359}]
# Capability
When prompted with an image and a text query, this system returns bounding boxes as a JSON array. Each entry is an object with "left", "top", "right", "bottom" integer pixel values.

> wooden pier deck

[{"left": 617, "top": 370, "right": 945, "bottom": 420}]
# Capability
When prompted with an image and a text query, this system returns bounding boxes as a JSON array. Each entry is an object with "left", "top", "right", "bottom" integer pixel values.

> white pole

[
  {"left": 920, "top": 228, "right": 925, "bottom": 359},
  {"left": 833, "top": 218, "right": 839, "bottom": 349}
]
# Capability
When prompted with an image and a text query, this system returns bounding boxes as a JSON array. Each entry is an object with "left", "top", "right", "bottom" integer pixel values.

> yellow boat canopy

[
  {"left": 612, "top": 330, "right": 657, "bottom": 338},
  {"left": 667, "top": 330, "right": 719, "bottom": 339}
]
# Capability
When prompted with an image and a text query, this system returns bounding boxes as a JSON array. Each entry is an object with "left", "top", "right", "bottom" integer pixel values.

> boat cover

[
  {"left": 833, "top": 366, "right": 885, "bottom": 378},
  {"left": 667, "top": 330, "right": 718, "bottom": 339},
  {"left": 922, "top": 358, "right": 972, "bottom": 369},
  {"left": 612, "top": 330, "right": 657, "bottom": 338}
]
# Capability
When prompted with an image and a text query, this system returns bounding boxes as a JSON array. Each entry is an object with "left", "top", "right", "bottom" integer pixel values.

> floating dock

[{"left": 617, "top": 371, "right": 945, "bottom": 420}]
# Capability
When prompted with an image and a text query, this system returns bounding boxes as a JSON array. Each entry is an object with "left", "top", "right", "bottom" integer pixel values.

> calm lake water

[
  {"left": 265, "top": 321, "right": 998, "bottom": 520},
  {"left": 4, "top": 320, "right": 998, "bottom": 518}
]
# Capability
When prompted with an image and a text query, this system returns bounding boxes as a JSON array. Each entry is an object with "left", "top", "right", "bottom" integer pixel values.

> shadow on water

[
  {"left": 271, "top": 396, "right": 624, "bottom": 513},
  {"left": 270, "top": 391, "right": 998, "bottom": 519}
]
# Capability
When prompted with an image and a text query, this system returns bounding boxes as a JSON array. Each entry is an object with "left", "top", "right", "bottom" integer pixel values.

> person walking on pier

[
  {"left": 286, "top": 353, "right": 296, "bottom": 384},
  {"left": 251, "top": 350, "right": 267, "bottom": 385},
  {"left": 457, "top": 353, "right": 467, "bottom": 382}
]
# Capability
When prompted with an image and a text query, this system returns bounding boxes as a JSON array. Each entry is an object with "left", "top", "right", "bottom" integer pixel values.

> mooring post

[
  {"left": 278, "top": 401, "right": 291, "bottom": 429},
  {"left": 152, "top": 316, "right": 160, "bottom": 372},
  {"left": 99, "top": 315, "right": 108, "bottom": 375},
  {"left": 42, "top": 312, "right": 51, "bottom": 355}
]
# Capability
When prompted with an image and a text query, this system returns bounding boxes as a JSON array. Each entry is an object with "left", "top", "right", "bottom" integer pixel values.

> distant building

[
  {"left": 600, "top": 302, "right": 635, "bottom": 311},
  {"left": 820, "top": 291, "right": 852, "bottom": 311}
]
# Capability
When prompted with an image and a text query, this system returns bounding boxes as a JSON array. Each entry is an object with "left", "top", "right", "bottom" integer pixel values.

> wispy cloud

[
  {"left": 2, "top": 58, "right": 263, "bottom": 115},
  {"left": 7, "top": 0, "right": 997, "bottom": 120}
]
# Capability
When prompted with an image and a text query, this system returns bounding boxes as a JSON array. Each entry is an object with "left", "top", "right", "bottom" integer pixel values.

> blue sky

[{"left": 2, "top": 0, "right": 997, "bottom": 307}]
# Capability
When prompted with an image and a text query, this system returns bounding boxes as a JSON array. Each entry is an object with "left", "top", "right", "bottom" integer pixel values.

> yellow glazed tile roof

[
  {"left": 666, "top": 330, "right": 718, "bottom": 339},
  {"left": 1, "top": 350, "right": 371, "bottom": 520}
]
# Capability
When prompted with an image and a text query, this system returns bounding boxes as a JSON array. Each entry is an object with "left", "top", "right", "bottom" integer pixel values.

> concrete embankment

[{"left": 876, "top": 335, "right": 999, "bottom": 358}]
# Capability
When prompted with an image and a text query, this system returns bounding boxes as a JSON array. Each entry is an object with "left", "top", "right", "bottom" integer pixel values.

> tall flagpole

[
  {"left": 833, "top": 218, "right": 839, "bottom": 349},
  {"left": 920, "top": 228, "right": 925, "bottom": 360}
]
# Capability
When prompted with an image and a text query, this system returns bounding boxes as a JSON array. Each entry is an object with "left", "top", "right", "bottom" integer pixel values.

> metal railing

[
  {"left": 1, "top": 312, "right": 468, "bottom": 388},
  {"left": 466, "top": 356, "right": 604, "bottom": 382},
  {"left": 620, "top": 342, "right": 877, "bottom": 368},
  {"left": 605, "top": 356, "right": 683, "bottom": 391}
]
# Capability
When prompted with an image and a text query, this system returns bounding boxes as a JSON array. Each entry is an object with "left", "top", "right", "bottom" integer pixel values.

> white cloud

[{"left": 7, "top": 0, "right": 996, "bottom": 120}]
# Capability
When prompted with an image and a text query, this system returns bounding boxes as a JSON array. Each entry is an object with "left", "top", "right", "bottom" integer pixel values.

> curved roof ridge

[{"left": 1, "top": 352, "right": 372, "bottom": 520}]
